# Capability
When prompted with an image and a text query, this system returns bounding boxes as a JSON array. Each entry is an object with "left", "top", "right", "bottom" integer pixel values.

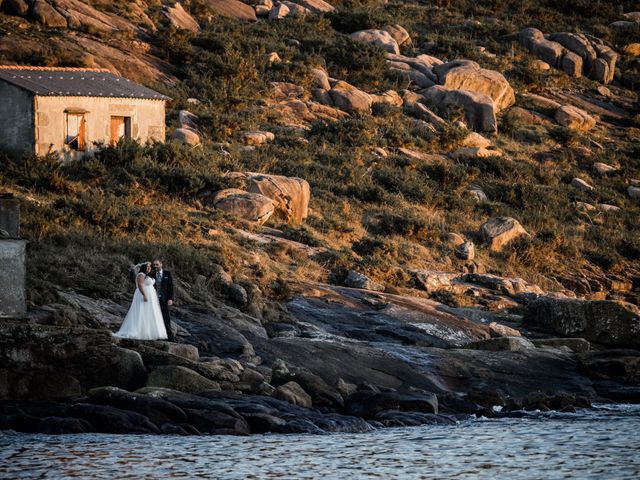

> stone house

[{"left": 0, "top": 66, "right": 169, "bottom": 159}]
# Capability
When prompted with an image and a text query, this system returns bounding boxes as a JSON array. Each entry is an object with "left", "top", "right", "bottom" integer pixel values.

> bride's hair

[{"left": 135, "top": 262, "right": 151, "bottom": 276}]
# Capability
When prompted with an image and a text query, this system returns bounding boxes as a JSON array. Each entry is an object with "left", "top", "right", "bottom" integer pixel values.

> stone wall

[
  {"left": 0, "top": 81, "right": 35, "bottom": 157},
  {"left": 34, "top": 96, "right": 166, "bottom": 158}
]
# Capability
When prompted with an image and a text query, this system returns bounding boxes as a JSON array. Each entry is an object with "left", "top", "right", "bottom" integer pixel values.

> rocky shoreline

[{"left": 1, "top": 275, "right": 639, "bottom": 436}]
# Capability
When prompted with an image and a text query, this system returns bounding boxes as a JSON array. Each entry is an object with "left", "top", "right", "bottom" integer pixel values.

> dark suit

[{"left": 154, "top": 269, "right": 175, "bottom": 341}]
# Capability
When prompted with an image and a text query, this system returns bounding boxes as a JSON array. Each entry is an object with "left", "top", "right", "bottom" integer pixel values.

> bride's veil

[{"left": 129, "top": 262, "right": 149, "bottom": 282}]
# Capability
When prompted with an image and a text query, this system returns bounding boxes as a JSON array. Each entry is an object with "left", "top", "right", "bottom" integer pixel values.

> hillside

[
  {"left": 0, "top": 0, "right": 640, "bottom": 434},
  {"left": 1, "top": 0, "right": 639, "bottom": 307}
]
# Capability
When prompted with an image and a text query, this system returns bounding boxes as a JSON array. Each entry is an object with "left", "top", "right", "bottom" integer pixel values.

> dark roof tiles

[{"left": 0, "top": 67, "right": 170, "bottom": 100}]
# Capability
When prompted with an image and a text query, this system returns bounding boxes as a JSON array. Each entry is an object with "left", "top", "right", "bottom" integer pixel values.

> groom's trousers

[{"left": 159, "top": 299, "right": 175, "bottom": 341}]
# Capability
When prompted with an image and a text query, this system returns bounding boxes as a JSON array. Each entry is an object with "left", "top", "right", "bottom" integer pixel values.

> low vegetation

[{"left": 0, "top": 0, "right": 639, "bottom": 308}]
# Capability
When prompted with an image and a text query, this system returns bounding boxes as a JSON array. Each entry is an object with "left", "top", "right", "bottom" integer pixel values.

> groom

[{"left": 152, "top": 258, "right": 175, "bottom": 341}]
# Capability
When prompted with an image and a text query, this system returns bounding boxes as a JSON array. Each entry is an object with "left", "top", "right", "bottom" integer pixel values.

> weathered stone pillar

[
  {"left": 0, "top": 195, "right": 19, "bottom": 238},
  {"left": 0, "top": 194, "right": 26, "bottom": 318}
]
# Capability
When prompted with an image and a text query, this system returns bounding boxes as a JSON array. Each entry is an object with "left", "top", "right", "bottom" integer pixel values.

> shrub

[{"left": 368, "top": 209, "right": 430, "bottom": 240}]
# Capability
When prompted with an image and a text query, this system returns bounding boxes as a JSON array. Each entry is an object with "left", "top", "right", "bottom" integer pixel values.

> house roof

[{"left": 0, "top": 66, "right": 170, "bottom": 100}]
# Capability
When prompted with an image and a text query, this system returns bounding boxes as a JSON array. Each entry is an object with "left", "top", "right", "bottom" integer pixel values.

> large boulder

[
  {"left": 87, "top": 386, "right": 188, "bottom": 426},
  {"left": 163, "top": 2, "right": 200, "bottom": 32},
  {"left": 50, "top": 0, "right": 135, "bottom": 33},
  {"left": 172, "top": 127, "right": 201, "bottom": 145},
  {"left": 434, "top": 60, "right": 515, "bottom": 111},
  {"left": 211, "top": 189, "right": 275, "bottom": 224},
  {"left": 328, "top": 81, "right": 372, "bottom": 114},
  {"left": 518, "top": 28, "right": 563, "bottom": 67},
  {"left": 344, "top": 391, "right": 438, "bottom": 419},
  {"left": 2, "top": 0, "right": 29, "bottom": 16},
  {"left": 383, "top": 24, "right": 411, "bottom": 46},
  {"left": 146, "top": 366, "right": 221, "bottom": 394},
  {"left": 421, "top": 85, "right": 496, "bottom": 132},
  {"left": 518, "top": 28, "right": 618, "bottom": 84},
  {"left": 268, "top": 2, "right": 289, "bottom": 20},
  {"left": 524, "top": 297, "right": 640, "bottom": 348},
  {"left": 0, "top": 324, "right": 147, "bottom": 400},
  {"left": 32, "top": 0, "right": 67, "bottom": 28},
  {"left": 591, "top": 43, "right": 618, "bottom": 85},
  {"left": 350, "top": 29, "right": 400, "bottom": 54},
  {"left": 293, "top": 0, "right": 334, "bottom": 13},
  {"left": 561, "top": 51, "right": 583, "bottom": 77},
  {"left": 548, "top": 32, "right": 597, "bottom": 71},
  {"left": 386, "top": 53, "right": 441, "bottom": 82},
  {"left": 555, "top": 105, "right": 596, "bottom": 131},
  {"left": 273, "top": 381, "right": 312, "bottom": 407},
  {"left": 245, "top": 173, "right": 310, "bottom": 225},
  {"left": 203, "top": 0, "right": 257, "bottom": 21},
  {"left": 480, "top": 217, "right": 529, "bottom": 251}
]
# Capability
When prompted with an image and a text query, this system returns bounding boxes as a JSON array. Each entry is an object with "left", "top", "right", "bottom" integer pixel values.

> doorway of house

[
  {"left": 110, "top": 116, "right": 131, "bottom": 144},
  {"left": 65, "top": 113, "right": 86, "bottom": 151}
]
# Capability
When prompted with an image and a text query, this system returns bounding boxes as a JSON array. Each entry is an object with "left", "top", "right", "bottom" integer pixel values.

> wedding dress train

[{"left": 115, "top": 276, "right": 167, "bottom": 340}]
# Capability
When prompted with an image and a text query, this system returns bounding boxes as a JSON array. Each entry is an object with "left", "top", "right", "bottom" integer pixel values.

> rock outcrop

[
  {"left": 163, "top": 2, "right": 200, "bottom": 32},
  {"left": 211, "top": 189, "right": 275, "bottom": 224},
  {"left": 555, "top": 105, "right": 596, "bottom": 131},
  {"left": 517, "top": 28, "right": 618, "bottom": 84},
  {"left": 433, "top": 60, "right": 515, "bottom": 111},
  {"left": 421, "top": 85, "right": 496, "bottom": 132},
  {"left": 350, "top": 29, "right": 400, "bottom": 54},
  {"left": 525, "top": 297, "right": 640, "bottom": 348},
  {"left": 328, "top": 81, "right": 372, "bottom": 114},
  {"left": 172, "top": 128, "right": 201, "bottom": 146},
  {"left": 204, "top": 0, "right": 258, "bottom": 21},
  {"left": 480, "top": 217, "right": 529, "bottom": 251},
  {"left": 245, "top": 173, "right": 311, "bottom": 224}
]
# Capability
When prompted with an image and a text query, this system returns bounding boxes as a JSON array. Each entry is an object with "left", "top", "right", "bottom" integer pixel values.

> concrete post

[
  {"left": 0, "top": 194, "right": 26, "bottom": 318},
  {"left": 0, "top": 240, "right": 27, "bottom": 317},
  {"left": 0, "top": 194, "right": 19, "bottom": 238}
]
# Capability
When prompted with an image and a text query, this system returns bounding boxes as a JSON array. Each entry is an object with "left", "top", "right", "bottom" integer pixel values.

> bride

[{"left": 115, "top": 262, "right": 168, "bottom": 340}]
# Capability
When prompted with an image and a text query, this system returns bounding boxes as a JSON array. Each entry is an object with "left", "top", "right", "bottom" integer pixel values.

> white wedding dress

[{"left": 115, "top": 274, "right": 167, "bottom": 340}]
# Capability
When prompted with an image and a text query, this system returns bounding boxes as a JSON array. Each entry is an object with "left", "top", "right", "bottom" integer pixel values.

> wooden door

[
  {"left": 77, "top": 116, "right": 86, "bottom": 151},
  {"left": 110, "top": 116, "right": 125, "bottom": 145}
]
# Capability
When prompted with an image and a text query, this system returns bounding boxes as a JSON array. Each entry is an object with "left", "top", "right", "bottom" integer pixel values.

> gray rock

[
  {"left": 464, "top": 336, "right": 535, "bottom": 351},
  {"left": 524, "top": 297, "right": 640, "bottom": 348},
  {"left": 571, "top": 177, "right": 594, "bottom": 192},
  {"left": 344, "top": 391, "right": 438, "bottom": 418},
  {"left": 227, "top": 283, "right": 249, "bottom": 305},
  {"left": 421, "top": 85, "right": 497, "bottom": 132},
  {"left": 344, "top": 270, "right": 385, "bottom": 292},
  {"left": 146, "top": 366, "right": 221, "bottom": 394},
  {"left": 480, "top": 217, "right": 529, "bottom": 251},
  {"left": 455, "top": 241, "right": 475, "bottom": 261},
  {"left": 350, "top": 29, "right": 400, "bottom": 54},
  {"left": 531, "top": 338, "right": 590, "bottom": 353},
  {"left": 172, "top": 127, "right": 201, "bottom": 145},
  {"left": 273, "top": 381, "right": 312, "bottom": 407}
]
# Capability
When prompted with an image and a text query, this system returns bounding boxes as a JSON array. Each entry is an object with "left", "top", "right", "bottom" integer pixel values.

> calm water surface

[{"left": 1, "top": 404, "right": 639, "bottom": 479}]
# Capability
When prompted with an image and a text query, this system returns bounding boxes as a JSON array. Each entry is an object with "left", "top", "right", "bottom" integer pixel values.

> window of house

[
  {"left": 110, "top": 116, "right": 131, "bottom": 144},
  {"left": 65, "top": 113, "right": 86, "bottom": 151}
]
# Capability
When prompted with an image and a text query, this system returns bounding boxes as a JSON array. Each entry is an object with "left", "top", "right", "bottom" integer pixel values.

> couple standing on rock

[{"left": 115, "top": 258, "right": 175, "bottom": 342}]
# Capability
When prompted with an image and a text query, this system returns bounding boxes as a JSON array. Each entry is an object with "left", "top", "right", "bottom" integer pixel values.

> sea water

[{"left": 1, "top": 404, "right": 639, "bottom": 479}]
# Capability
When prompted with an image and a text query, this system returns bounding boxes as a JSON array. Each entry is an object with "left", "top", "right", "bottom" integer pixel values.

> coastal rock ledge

[{"left": 1, "top": 280, "right": 639, "bottom": 435}]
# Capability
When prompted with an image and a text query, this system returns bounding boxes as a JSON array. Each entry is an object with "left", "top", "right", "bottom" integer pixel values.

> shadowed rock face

[
  {"left": 0, "top": 323, "right": 147, "bottom": 400},
  {"left": 1, "top": 275, "right": 636, "bottom": 436},
  {"left": 524, "top": 297, "right": 640, "bottom": 348}
]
